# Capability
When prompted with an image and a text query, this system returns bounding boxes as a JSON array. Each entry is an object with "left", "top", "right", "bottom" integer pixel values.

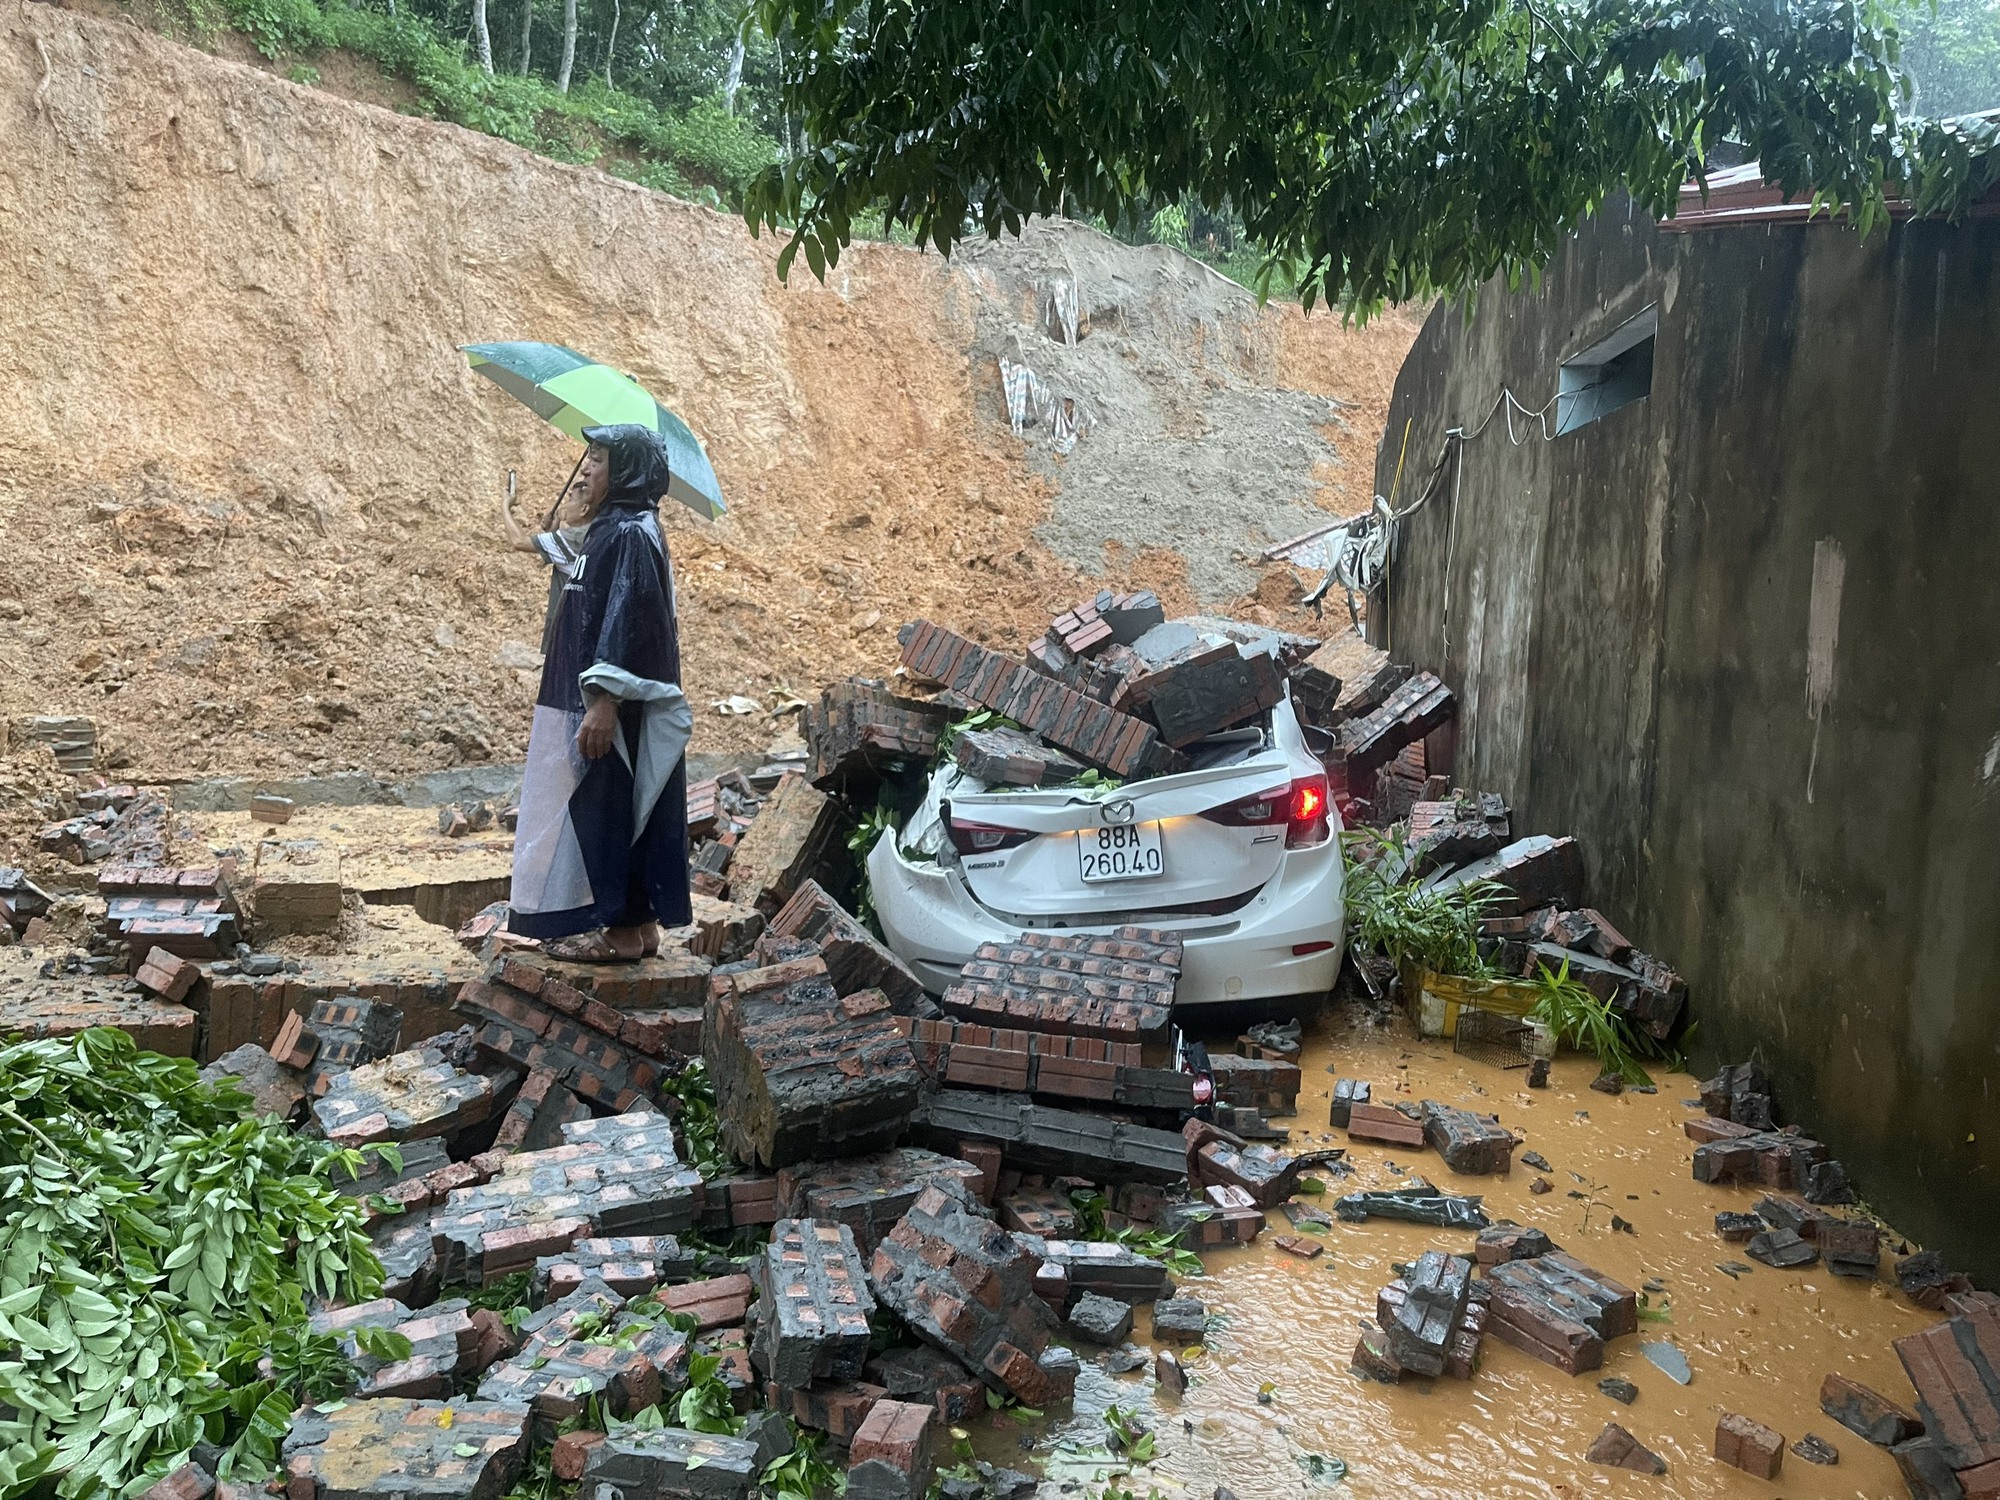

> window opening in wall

[{"left": 1555, "top": 306, "right": 1657, "bottom": 434}]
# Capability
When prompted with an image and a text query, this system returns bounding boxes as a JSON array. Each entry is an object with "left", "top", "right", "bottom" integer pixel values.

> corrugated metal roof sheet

[{"left": 1660, "top": 156, "right": 2000, "bottom": 231}]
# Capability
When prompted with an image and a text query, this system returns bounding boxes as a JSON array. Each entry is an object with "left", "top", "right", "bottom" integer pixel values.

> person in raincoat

[{"left": 508, "top": 424, "right": 694, "bottom": 960}]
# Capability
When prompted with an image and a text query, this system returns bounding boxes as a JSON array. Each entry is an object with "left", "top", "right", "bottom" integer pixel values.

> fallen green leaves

[{"left": 0, "top": 1029, "right": 383, "bottom": 1499}]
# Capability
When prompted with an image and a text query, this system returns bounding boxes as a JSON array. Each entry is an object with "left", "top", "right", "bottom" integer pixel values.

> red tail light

[
  {"left": 1202, "top": 775, "right": 1331, "bottom": 848},
  {"left": 947, "top": 818, "right": 1034, "bottom": 855},
  {"left": 1199, "top": 784, "right": 1293, "bottom": 827},
  {"left": 1286, "top": 773, "right": 1331, "bottom": 849}
]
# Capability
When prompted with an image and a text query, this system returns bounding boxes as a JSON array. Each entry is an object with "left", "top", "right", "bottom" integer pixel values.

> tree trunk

[
  {"left": 471, "top": 0, "right": 493, "bottom": 73},
  {"left": 723, "top": 34, "right": 745, "bottom": 113},
  {"left": 603, "top": 0, "right": 618, "bottom": 88},
  {"left": 556, "top": 0, "right": 576, "bottom": 92},
  {"left": 517, "top": 0, "right": 531, "bottom": 77}
]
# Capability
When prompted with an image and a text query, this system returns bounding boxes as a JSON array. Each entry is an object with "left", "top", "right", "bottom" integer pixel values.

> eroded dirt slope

[{"left": 0, "top": 6, "right": 1419, "bottom": 780}]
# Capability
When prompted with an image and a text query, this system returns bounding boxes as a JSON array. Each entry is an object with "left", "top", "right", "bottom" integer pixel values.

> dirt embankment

[{"left": 0, "top": 5, "right": 1420, "bottom": 784}]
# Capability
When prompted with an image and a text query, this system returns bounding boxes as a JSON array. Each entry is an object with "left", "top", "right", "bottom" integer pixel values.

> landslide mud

[
  {"left": 990, "top": 1011, "right": 1936, "bottom": 1497},
  {"left": 0, "top": 4, "right": 1417, "bottom": 785}
]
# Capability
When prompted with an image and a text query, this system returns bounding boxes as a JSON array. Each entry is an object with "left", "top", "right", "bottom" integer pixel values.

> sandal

[{"left": 545, "top": 929, "right": 646, "bottom": 963}]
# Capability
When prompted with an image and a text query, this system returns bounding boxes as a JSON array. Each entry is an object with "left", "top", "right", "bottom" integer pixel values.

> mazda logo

[{"left": 1102, "top": 799, "right": 1137, "bottom": 825}]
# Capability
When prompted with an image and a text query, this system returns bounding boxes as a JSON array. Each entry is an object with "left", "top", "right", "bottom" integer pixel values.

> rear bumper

[{"left": 867, "top": 831, "right": 1344, "bottom": 1006}]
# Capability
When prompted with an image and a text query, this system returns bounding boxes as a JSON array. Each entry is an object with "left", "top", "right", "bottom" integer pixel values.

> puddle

[{"left": 978, "top": 1007, "right": 1935, "bottom": 1497}]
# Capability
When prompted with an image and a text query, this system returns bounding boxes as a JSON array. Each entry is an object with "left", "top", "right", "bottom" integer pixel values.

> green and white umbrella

[{"left": 462, "top": 340, "right": 726, "bottom": 520}]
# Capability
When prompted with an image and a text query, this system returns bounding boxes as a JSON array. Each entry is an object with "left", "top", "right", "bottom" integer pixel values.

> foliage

[
  {"left": 674, "top": 1351, "right": 742, "bottom": 1434},
  {"left": 758, "top": 1423, "right": 843, "bottom": 1500},
  {"left": 844, "top": 796, "right": 901, "bottom": 930},
  {"left": 1526, "top": 956, "right": 1653, "bottom": 1085},
  {"left": 746, "top": 0, "right": 2000, "bottom": 311},
  {"left": 657, "top": 1058, "right": 730, "bottom": 1178},
  {"left": 1341, "top": 830, "right": 1504, "bottom": 978},
  {"left": 1065, "top": 1190, "right": 1204, "bottom": 1278},
  {"left": 1101, "top": 1406, "right": 1156, "bottom": 1463},
  {"left": 1900, "top": 0, "right": 2000, "bottom": 115},
  {"left": 0, "top": 1029, "right": 382, "bottom": 1500}
]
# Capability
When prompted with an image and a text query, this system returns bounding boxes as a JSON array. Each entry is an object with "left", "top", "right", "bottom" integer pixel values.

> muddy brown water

[{"left": 978, "top": 1009, "right": 1937, "bottom": 1498}]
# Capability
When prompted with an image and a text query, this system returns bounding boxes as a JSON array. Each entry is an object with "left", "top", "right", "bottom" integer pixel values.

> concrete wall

[{"left": 1379, "top": 199, "right": 2000, "bottom": 1280}]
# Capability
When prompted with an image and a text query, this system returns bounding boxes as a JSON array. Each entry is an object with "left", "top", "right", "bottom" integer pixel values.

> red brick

[
  {"left": 850, "top": 1398, "right": 937, "bottom": 1479},
  {"left": 550, "top": 1430, "right": 604, "bottom": 1481},
  {"left": 1715, "top": 1412, "right": 1785, "bottom": 1478}
]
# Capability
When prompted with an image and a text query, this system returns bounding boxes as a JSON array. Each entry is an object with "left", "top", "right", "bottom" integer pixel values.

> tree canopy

[{"left": 744, "top": 0, "right": 2000, "bottom": 308}]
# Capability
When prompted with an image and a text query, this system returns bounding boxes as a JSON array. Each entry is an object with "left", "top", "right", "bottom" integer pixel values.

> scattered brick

[
  {"left": 1899, "top": 1249, "right": 1977, "bottom": 1310},
  {"left": 1691, "top": 1129, "right": 1829, "bottom": 1191},
  {"left": 1116, "top": 642, "right": 1287, "bottom": 748},
  {"left": 997, "top": 1187, "right": 1078, "bottom": 1238},
  {"left": 550, "top": 1431, "right": 605, "bottom": 1483},
  {"left": 1209, "top": 1053, "right": 1301, "bottom": 1114},
  {"left": 725, "top": 773, "right": 839, "bottom": 915},
  {"left": 1715, "top": 1411, "right": 1785, "bottom": 1478},
  {"left": 1818, "top": 1372, "right": 1925, "bottom": 1448},
  {"left": 750, "top": 1219, "right": 877, "bottom": 1386},
  {"left": 312, "top": 1045, "right": 499, "bottom": 1146},
  {"left": 1747, "top": 1228, "right": 1819, "bottom": 1269},
  {"left": 431, "top": 1114, "right": 701, "bottom": 1283},
  {"left": 1407, "top": 794, "right": 1510, "bottom": 873},
  {"left": 489, "top": 1069, "right": 590, "bottom": 1154},
  {"left": 803, "top": 679, "right": 952, "bottom": 790},
  {"left": 1347, "top": 1101, "right": 1425, "bottom": 1148},
  {"left": 1158, "top": 1198, "right": 1265, "bottom": 1249},
  {"left": 1422, "top": 1101, "right": 1518, "bottom": 1174},
  {"left": 1895, "top": 1300, "right": 2000, "bottom": 1474},
  {"left": 1334, "top": 671, "right": 1454, "bottom": 781},
  {"left": 1482, "top": 1251, "right": 1637, "bottom": 1375},
  {"left": 913, "top": 1090, "right": 1189, "bottom": 1185},
  {"left": 306, "top": 995, "right": 406, "bottom": 1082},
  {"left": 952, "top": 726, "right": 1086, "bottom": 787},
  {"left": 767, "top": 879, "right": 926, "bottom": 1016},
  {"left": 865, "top": 1346, "right": 983, "bottom": 1424},
  {"left": 898, "top": 620, "right": 1178, "bottom": 777},
  {"left": 847, "top": 1398, "right": 939, "bottom": 1500},
  {"left": 1329, "top": 1077, "right": 1371, "bottom": 1128},
  {"left": 1066, "top": 1291, "right": 1134, "bottom": 1345},
  {"left": 201, "top": 1043, "right": 307, "bottom": 1122},
  {"left": 1475, "top": 1225, "right": 1556, "bottom": 1265},
  {"left": 1817, "top": 1218, "right": 1883, "bottom": 1279},
  {"left": 477, "top": 1281, "right": 689, "bottom": 1436},
  {"left": 939, "top": 928, "right": 1179, "bottom": 1062},
  {"left": 133, "top": 946, "right": 202, "bottom": 1003},
  {"left": 280, "top": 1399, "right": 530, "bottom": 1500},
  {"left": 661, "top": 1274, "right": 756, "bottom": 1332},
  {"left": 1588, "top": 1423, "right": 1668, "bottom": 1474},
  {"left": 1015, "top": 1237, "right": 1171, "bottom": 1306},
  {"left": 767, "top": 1379, "right": 888, "bottom": 1441},
  {"left": 533, "top": 1235, "right": 696, "bottom": 1304},
  {"left": 1426, "top": 834, "right": 1585, "bottom": 918},
  {"left": 868, "top": 1178, "right": 1063, "bottom": 1405},
  {"left": 702, "top": 956, "right": 924, "bottom": 1169},
  {"left": 771, "top": 1148, "right": 985, "bottom": 1254},
  {"left": 578, "top": 1425, "right": 764, "bottom": 1499},
  {"left": 250, "top": 794, "right": 296, "bottom": 824}
]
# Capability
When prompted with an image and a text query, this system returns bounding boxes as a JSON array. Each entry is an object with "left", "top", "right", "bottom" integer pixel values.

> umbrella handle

[{"left": 546, "top": 450, "right": 586, "bottom": 533}]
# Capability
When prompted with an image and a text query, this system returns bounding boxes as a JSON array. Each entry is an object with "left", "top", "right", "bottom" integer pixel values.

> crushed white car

[{"left": 868, "top": 692, "right": 1344, "bottom": 1006}]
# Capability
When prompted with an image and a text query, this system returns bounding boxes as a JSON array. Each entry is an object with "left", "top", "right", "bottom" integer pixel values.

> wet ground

[{"left": 985, "top": 1005, "right": 1937, "bottom": 1498}]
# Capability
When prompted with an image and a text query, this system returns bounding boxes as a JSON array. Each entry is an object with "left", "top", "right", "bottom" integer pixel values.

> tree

[
  {"left": 745, "top": 0, "right": 2000, "bottom": 309},
  {"left": 1901, "top": 0, "right": 2000, "bottom": 115},
  {"left": 517, "top": 0, "right": 533, "bottom": 76},
  {"left": 558, "top": 0, "right": 578, "bottom": 91},
  {"left": 470, "top": 0, "right": 493, "bottom": 73}
]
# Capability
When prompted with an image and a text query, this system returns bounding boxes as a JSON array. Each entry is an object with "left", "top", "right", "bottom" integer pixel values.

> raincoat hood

[{"left": 583, "top": 423, "right": 673, "bottom": 510}]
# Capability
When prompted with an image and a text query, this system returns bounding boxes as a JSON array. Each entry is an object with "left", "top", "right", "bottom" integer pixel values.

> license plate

[{"left": 1078, "top": 822, "right": 1165, "bottom": 882}]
